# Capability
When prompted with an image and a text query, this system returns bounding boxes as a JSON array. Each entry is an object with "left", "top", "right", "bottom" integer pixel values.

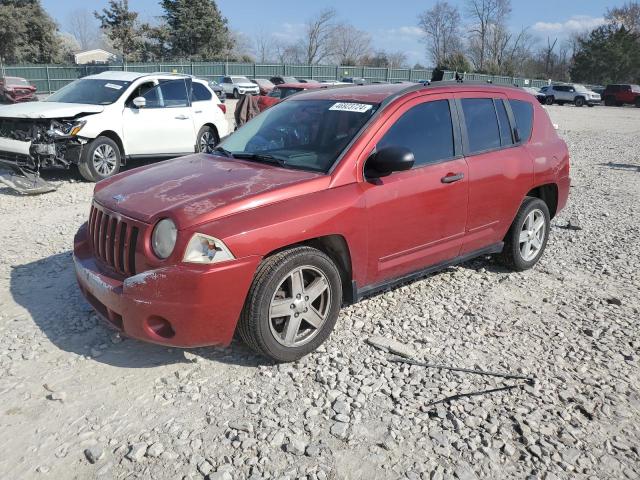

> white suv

[
  {"left": 0, "top": 71, "right": 229, "bottom": 182},
  {"left": 219, "top": 76, "right": 259, "bottom": 98},
  {"left": 540, "top": 84, "right": 601, "bottom": 107}
]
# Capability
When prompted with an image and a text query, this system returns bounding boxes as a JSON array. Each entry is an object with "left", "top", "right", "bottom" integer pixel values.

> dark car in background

[
  {"left": 257, "top": 82, "right": 327, "bottom": 111},
  {"left": 603, "top": 84, "right": 640, "bottom": 107},
  {"left": 250, "top": 78, "right": 275, "bottom": 95},
  {"left": 298, "top": 79, "right": 320, "bottom": 84},
  {"left": 341, "top": 77, "right": 368, "bottom": 85},
  {"left": 0, "top": 76, "right": 37, "bottom": 103},
  {"left": 207, "top": 79, "right": 226, "bottom": 102},
  {"left": 270, "top": 76, "right": 298, "bottom": 85}
]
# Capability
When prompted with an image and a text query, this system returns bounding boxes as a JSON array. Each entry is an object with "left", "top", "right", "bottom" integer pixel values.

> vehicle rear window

[
  {"left": 461, "top": 98, "right": 501, "bottom": 154},
  {"left": 378, "top": 100, "right": 454, "bottom": 167},
  {"left": 509, "top": 99, "right": 534, "bottom": 142},
  {"left": 192, "top": 82, "right": 212, "bottom": 102},
  {"left": 495, "top": 100, "right": 513, "bottom": 146}
]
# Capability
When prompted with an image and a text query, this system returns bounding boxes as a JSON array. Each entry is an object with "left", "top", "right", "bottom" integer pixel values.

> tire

[
  {"left": 545, "top": 96, "right": 554, "bottom": 105},
  {"left": 78, "top": 136, "right": 121, "bottom": 182},
  {"left": 196, "top": 125, "right": 218, "bottom": 153},
  {"left": 574, "top": 97, "right": 585, "bottom": 107},
  {"left": 233, "top": 88, "right": 240, "bottom": 99},
  {"left": 497, "top": 196, "right": 550, "bottom": 272},
  {"left": 238, "top": 246, "right": 342, "bottom": 362},
  {"left": 604, "top": 96, "right": 615, "bottom": 106},
  {"left": 635, "top": 98, "right": 640, "bottom": 108}
]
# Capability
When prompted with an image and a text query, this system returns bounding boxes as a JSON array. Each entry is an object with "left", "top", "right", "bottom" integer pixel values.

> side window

[
  {"left": 495, "top": 100, "right": 513, "bottom": 146},
  {"left": 126, "top": 81, "right": 155, "bottom": 105},
  {"left": 460, "top": 98, "right": 501, "bottom": 154},
  {"left": 377, "top": 100, "right": 455, "bottom": 167},
  {"left": 509, "top": 99, "right": 534, "bottom": 143},
  {"left": 158, "top": 80, "right": 189, "bottom": 107},
  {"left": 192, "top": 83, "right": 212, "bottom": 102}
]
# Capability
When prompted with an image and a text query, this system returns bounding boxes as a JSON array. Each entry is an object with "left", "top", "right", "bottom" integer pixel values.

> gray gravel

[{"left": 0, "top": 104, "right": 639, "bottom": 479}]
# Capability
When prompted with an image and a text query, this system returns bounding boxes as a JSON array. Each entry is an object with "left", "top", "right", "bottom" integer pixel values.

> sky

[{"left": 42, "top": 0, "right": 618, "bottom": 65}]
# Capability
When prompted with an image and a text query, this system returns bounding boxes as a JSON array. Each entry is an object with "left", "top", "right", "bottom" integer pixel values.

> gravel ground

[{"left": 0, "top": 104, "right": 639, "bottom": 480}]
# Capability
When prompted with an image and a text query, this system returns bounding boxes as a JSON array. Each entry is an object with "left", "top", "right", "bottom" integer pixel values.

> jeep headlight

[
  {"left": 151, "top": 218, "right": 177, "bottom": 259},
  {"left": 183, "top": 233, "right": 235, "bottom": 264}
]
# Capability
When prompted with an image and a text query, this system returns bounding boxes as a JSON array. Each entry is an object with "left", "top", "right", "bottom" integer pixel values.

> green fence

[{"left": 1, "top": 61, "right": 551, "bottom": 94}]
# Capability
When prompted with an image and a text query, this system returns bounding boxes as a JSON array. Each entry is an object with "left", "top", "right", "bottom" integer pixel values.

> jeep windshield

[
  {"left": 45, "top": 79, "right": 131, "bottom": 105},
  {"left": 220, "top": 99, "right": 379, "bottom": 173}
]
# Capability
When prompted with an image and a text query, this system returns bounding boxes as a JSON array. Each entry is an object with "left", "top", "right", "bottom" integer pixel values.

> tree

[
  {"left": 302, "top": 8, "right": 337, "bottom": 64},
  {"left": 160, "top": 0, "right": 233, "bottom": 60},
  {"left": 94, "top": 0, "right": 141, "bottom": 62},
  {"left": 0, "top": 0, "right": 61, "bottom": 63},
  {"left": 66, "top": 8, "right": 100, "bottom": 50},
  {"left": 606, "top": 2, "right": 640, "bottom": 32},
  {"left": 418, "top": 1, "right": 461, "bottom": 67},
  {"left": 465, "top": 0, "right": 511, "bottom": 71},
  {"left": 571, "top": 24, "right": 640, "bottom": 84},
  {"left": 139, "top": 22, "right": 171, "bottom": 61},
  {"left": 253, "top": 30, "right": 274, "bottom": 63},
  {"left": 330, "top": 23, "right": 371, "bottom": 65}
]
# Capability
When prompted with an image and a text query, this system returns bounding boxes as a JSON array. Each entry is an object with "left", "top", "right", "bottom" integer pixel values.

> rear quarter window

[
  {"left": 509, "top": 99, "right": 534, "bottom": 143},
  {"left": 460, "top": 98, "right": 501, "bottom": 154}
]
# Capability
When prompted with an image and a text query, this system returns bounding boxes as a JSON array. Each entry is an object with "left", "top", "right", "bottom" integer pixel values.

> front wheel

[
  {"left": 574, "top": 97, "right": 585, "bottom": 107},
  {"left": 78, "top": 136, "right": 121, "bottom": 182},
  {"left": 545, "top": 96, "right": 554, "bottom": 105},
  {"left": 233, "top": 89, "right": 240, "bottom": 99},
  {"left": 238, "top": 246, "right": 342, "bottom": 362},
  {"left": 196, "top": 125, "right": 218, "bottom": 153},
  {"left": 635, "top": 98, "right": 640, "bottom": 108},
  {"left": 497, "top": 197, "right": 550, "bottom": 272},
  {"left": 604, "top": 96, "right": 615, "bottom": 106}
]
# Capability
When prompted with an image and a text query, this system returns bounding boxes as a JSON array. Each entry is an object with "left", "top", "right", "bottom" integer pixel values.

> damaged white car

[{"left": 0, "top": 71, "right": 229, "bottom": 192}]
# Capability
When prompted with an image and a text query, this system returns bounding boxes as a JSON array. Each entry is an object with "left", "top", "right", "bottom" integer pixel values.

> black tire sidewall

[
  {"left": 545, "top": 96, "right": 554, "bottom": 105},
  {"left": 79, "top": 137, "right": 121, "bottom": 182},
  {"left": 575, "top": 97, "right": 584, "bottom": 107},
  {"left": 505, "top": 198, "right": 551, "bottom": 271},
  {"left": 247, "top": 249, "right": 342, "bottom": 362},
  {"left": 233, "top": 89, "right": 239, "bottom": 99},
  {"left": 196, "top": 125, "right": 218, "bottom": 153}
]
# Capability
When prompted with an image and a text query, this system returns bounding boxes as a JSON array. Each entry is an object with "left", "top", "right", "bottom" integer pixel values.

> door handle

[
  {"left": 194, "top": 110, "right": 202, "bottom": 114},
  {"left": 175, "top": 115, "right": 189, "bottom": 120},
  {"left": 441, "top": 172, "right": 464, "bottom": 184}
]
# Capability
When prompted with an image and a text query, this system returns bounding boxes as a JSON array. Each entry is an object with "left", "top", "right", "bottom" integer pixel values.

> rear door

[
  {"left": 362, "top": 94, "right": 469, "bottom": 285},
  {"left": 122, "top": 78, "right": 195, "bottom": 155},
  {"left": 455, "top": 93, "right": 534, "bottom": 254}
]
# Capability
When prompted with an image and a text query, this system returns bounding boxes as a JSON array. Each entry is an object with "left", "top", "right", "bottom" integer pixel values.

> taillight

[{"left": 217, "top": 103, "right": 226, "bottom": 114}]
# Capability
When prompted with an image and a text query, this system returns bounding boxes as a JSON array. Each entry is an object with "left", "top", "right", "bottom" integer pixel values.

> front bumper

[{"left": 73, "top": 223, "right": 260, "bottom": 348}]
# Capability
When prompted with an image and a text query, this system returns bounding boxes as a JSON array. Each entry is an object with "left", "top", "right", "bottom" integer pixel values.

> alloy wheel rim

[
  {"left": 92, "top": 144, "right": 117, "bottom": 176},
  {"left": 269, "top": 265, "right": 331, "bottom": 348},
  {"left": 519, "top": 209, "right": 545, "bottom": 262},
  {"left": 199, "top": 131, "right": 216, "bottom": 153}
]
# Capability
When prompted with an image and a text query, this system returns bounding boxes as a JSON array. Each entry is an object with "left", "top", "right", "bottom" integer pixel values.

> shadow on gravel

[
  {"left": 600, "top": 162, "right": 640, "bottom": 172},
  {"left": 10, "top": 251, "right": 270, "bottom": 369}
]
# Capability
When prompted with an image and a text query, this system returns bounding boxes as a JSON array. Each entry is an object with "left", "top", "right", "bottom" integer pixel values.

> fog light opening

[{"left": 146, "top": 316, "right": 175, "bottom": 339}]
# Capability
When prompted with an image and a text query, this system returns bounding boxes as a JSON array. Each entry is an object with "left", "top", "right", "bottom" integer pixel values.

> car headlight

[
  {"left": 66, "top": 120, "right": 86, "bottom": 136},
  {"left": 151, "top": 218, "right": 177, "bottom": 259},
  {"left": 183, "top": 233, "right": 235, "bottom": 264}
]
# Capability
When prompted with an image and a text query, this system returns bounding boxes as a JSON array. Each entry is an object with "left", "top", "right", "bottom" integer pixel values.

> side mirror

[
  {"left": 365, "top": 146, "right": 414, "bottom": 179},
  {"left": 132, "top": 96, "right": 146, "bottom": 108}
]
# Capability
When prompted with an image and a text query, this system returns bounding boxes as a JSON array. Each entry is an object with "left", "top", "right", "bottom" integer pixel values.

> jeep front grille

[{"left": 88, "top": 203, "right": 139, "bottom": 276}]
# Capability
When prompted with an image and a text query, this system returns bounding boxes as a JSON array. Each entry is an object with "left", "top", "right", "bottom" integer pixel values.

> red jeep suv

[
  {"left": 603, "top": 84, "right": 640, "bottom": 107},
  {"left": 73, "top": 82, "right": 570, "bottom": 362}
]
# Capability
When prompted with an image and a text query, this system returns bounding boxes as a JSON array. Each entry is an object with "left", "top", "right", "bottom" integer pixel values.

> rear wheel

[
  {"left": 545, "top": 96, "right": 554, "bottom": 105},
  {"left": 635, "top": 98, "right": 640, "bottom": 108},
  {"left": 574, "top": 97, "right": 585, "bottom": 107},
  {"left": 238, "top": 246, "right": 342, "bottom": 362},
  {"left": 497, "top": 197, "right": 550, "bottom": 272},
  {"left": 196, "top": 125, "right": 218, "bottom": 153},
  {"left": 78, "top": 136, "right": 121, "bottom": 182},
  {"left": 233, "top": 88, "right": 240, "bottom": 99}
]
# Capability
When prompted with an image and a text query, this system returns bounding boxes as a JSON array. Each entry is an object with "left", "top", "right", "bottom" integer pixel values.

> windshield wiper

[
  {"left": 233, "top": 152, "right": 288, "bottom": 168},
  {"left": 212, "top": 146, "right": 234, "bottom": 158}
]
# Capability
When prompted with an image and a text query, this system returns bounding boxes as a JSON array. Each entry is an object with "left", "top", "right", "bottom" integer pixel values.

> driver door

[{"left": 122, "top": 78, "right": 196, "bottom": 156}]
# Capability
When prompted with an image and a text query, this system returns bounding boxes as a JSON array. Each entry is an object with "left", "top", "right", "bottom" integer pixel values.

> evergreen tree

[
  {"left": 160, "top": 0, "right": 233, "bottom": 60},
  {"left": 0, "top": 0, "right": 61, "bottom": 63},
  {"left": 571, "top": 24, "right": 640, "bottom": 84},
  {"left": 95, "top": 0, "right": 142, "bottom": 62}
]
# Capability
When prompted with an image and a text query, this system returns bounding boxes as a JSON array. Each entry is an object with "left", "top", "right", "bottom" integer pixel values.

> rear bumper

[{"left": 73, "top": 223, "right": 261, "bottom": 348}]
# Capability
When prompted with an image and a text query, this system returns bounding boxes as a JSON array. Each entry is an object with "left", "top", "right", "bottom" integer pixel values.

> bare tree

[
  {"left": 330, "top": 23, "right": 371, "bottom": 65},
  {"left": 542, "top": 37, "right": 558, "bottom": 78},
  {"left": 66, "top": 8, "right": 100, "bottom": 50},
  {"left": 302, "top": 8, "right": 337, "bottom": 64},
  {"left": 465, "top": 0, "right": 511, "bottom": 71},
  {"left": 254, "top": 30, "right": 274, "bottom": 63},
  {"left": 606, "top": 1, "right": 640, "bottom": 32},
  {"left": 418, "top": 1, "right": 461, "bottom": 66}
]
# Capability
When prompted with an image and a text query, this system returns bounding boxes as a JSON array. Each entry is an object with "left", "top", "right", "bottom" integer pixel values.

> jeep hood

[
  {"left": 94, "top": 154, "right": 328, "bottom": 227},
  {"left": 0, "top": 102, "right": 103, "bottom": 119}
]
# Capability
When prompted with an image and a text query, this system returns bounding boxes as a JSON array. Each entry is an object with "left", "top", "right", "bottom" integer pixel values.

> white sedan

[{"left": 0, "top": 71, "right": 230, "bottom": 182}]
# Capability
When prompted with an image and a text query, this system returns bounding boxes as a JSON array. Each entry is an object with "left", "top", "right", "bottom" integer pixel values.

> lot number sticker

[
  {"left": 105, "top": 83, "right": 123, "bottom": 90},
  {"left": 329, "top": 102, "right": 373, "bottom": 113}
]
